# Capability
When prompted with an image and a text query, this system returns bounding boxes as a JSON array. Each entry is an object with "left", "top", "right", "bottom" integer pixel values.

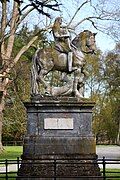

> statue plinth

[{"left": 17, "top": 97, "right": 102, "bottom": 179}]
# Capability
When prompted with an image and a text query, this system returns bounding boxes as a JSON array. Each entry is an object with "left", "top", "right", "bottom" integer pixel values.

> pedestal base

[
  {"left": 17, "top": 154, "right": 101, "bottom": 180},
  {"left": 17, "top": 97, "right": 102, "bottom": 179}
]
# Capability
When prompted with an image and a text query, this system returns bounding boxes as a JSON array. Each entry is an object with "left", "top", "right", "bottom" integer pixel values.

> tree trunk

[
  {"left": 0, "top": 93, "right": 4, "bottom": 151},
  {"left": 0, "top": 109, "right": 3, "bottom": 151},
  {"left": 0, "top": 77, "right": 7, "bottom": 152}
]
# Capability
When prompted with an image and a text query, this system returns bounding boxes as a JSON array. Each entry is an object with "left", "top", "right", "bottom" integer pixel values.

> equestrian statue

[{"left": 31, "top": 17, "right": 97, "bottom": 98}]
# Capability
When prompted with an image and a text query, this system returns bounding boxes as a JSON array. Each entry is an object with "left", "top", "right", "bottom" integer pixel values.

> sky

[{"left": 96, "top": 32, "right": 116, "bottom": 52}]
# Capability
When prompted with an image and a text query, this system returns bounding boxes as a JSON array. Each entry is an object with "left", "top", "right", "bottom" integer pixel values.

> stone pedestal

[{"left": 17, "top": 97, "right": 101, "bottom": 179}]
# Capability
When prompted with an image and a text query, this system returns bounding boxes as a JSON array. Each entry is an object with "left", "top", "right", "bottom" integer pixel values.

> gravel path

[
  {"left": 96, "top": 145, "right": 120, "bottom": 169},
  {"left": 0, "top": 164, "right": 18, "bottom": 173},
  {"left": 96, "top": 145, "right": 120, "bottom": 159}
]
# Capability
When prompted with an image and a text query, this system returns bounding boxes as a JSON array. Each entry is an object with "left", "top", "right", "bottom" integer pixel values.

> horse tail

[{"left": 31, "top": 48, "right": 40, "bottom": 95}]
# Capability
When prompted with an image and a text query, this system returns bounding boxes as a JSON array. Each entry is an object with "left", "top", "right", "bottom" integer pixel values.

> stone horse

[{"left": 31, "top": 30, "right": 96, "bottom": 98}]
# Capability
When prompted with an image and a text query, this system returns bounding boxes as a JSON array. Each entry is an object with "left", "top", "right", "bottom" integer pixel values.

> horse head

[{"left": 72, "top": 30, "right": 97, "bottom": 54}]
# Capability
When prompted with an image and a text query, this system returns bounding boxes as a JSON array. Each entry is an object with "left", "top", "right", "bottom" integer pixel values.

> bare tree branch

[
  {"left": 2, "top": 36, "right": 38, "bottom": 75},
  {"left": 0, "top": 22, "right": 53, "bottom": 75},
  {"left": 28, "top": 0, "right": 61, "bottom": 17},
  {"left": 73, "top": 15, "right": 119, "bottom": 29},
  {"left": 1, "top": 1, "right": 7, "bottom": 37},
  {"left": 0, "top": 0, "right": 7, "bottom": 60},
  {"left": 17, "top": 7, "right": 34, "bottom": 26},
  {"left": 67, "top": 0, "right": 91, "bottom": 27},
  {"left": 12, "top": 36, "right": 38, "bottom": 67},
  {"left": 6, "top": 1, "right": 19, "bottom": 59}
]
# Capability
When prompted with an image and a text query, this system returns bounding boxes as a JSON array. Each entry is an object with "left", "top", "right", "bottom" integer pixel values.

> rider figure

[{"left": 52, "top": 17, "right": 73, "bottom": 72}]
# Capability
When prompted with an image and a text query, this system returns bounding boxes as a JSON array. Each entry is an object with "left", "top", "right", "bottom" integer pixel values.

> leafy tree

[
  {"left": 85, "top": 49, "right": 103, "bottom": 97},
  {"left": 91, "top": 44, "right": 120, "bottom": 144},
  {"left": 2, "top": 24, "right": 48, "bottom": 143},
  {"left": 103, "top": 44, "right": 120, "bottom": 144}
]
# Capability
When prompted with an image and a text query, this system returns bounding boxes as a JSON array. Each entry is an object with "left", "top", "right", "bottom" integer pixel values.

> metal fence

[
  {"left": 2, "top": 141, "right": 23, "bottom": 146},
  {"left": 0, "top": 157, "right": 120, "bottom": 179}
]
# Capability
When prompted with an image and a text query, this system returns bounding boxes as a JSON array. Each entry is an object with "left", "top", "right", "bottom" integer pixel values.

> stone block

[{"left": 17, "top": 97, "right": 102, "bottom": 179}]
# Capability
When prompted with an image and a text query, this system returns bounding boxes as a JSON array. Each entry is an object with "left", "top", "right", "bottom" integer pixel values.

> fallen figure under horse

[{"left": 31, "top": 30, "right": 97, "bottom": 98}]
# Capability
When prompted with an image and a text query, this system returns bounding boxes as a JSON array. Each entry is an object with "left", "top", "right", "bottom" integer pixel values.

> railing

[
  {"left": 2, "top": 141, "right": 23, "bottom": 146},
  {"left": 0, "top": 157, "right": 120, "bottom": 179}
]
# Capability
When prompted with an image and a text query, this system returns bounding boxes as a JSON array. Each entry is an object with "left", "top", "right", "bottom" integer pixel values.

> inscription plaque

[{"left": 44, "top": 118, "right": 73, "bottom": 129}]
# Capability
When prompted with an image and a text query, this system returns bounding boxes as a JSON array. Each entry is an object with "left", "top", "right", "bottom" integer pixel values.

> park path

[
  {"left": 96, "top": 145, "right": 120, "bottom": 159},
  {"left": 0, "top": 164, "right": 18, "bottom": 173},
  {"left": 96, "top": 145, "right": 120, "bottom": 169},
  {"left": 0, "top": 145, "right": 120, "bottom": 173}
]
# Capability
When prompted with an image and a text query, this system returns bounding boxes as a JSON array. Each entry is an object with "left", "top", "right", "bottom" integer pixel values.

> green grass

[
  {"left": 0, "top": 146, "right": 22, "bottom": 179},
  {"left": 101, "top": 169, "right": 120, "bottom": 180},
  {"left": 105, "top": 168, "right": 120, "bottom": 175},
  {"left": 0, "top": 146, "right": 23, "bottom": 160},
  {"left": 0, "top": 173, "right": 17, "bottom": 180}
]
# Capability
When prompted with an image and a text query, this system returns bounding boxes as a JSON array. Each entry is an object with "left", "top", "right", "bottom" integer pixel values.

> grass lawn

[
  {"left": 0, "top": 173, "right": 17, "bottom": 180},
  {"left": 0, "top": 146, "right": 23, "bottom": 160},
  {"left": 101, "top": 169, "right": 120, "bottom": 180}
]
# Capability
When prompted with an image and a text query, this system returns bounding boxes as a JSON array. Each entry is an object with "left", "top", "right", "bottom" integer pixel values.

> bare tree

[
  {"left": 0, "top": 0, "right": 60, "bottom": 151},
  {"left": 61, "top": 0, "right": 120, "bottom": 41}
]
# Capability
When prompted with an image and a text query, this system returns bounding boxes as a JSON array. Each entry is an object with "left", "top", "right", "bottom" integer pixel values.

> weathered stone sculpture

[
  {"left": 17, "top": 17, "right": 102, "bottom": 179},
  {"left": 31, "top": 17, "right": 96, "bottom": 98}
]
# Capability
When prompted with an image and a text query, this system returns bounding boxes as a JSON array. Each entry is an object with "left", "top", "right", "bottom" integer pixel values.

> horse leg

[
  {"left": 37, "top": 68, "right": 53, "bottom": 95},
  {"left": 31, "top": 64, "right": 39, "bottom": 95},
  {"left": 31, "top": 62, "right": 50, "bottom": 95},
  {"left": 77, "top": 73, "right": 85, "bottom": 97},
  {"left": 77, "top": 82, "right": 84, "bottom": 97},
  {"left": 73, "top": 69, "right": 83, "bottom": 98}
]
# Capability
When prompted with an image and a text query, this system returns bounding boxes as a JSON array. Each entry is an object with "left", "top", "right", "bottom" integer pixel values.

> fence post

[
  {"left": 54, "top": 159, "right": 56, "bottom": 180},
  {"left": 103, "top": 156, "right": 106, "bottom": 180},
  {"left": 5, "top": 159, "right": 8, "bottom": 180},
  {"left": 17, "top": 157, "right": 20, "bottom": 171}
]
